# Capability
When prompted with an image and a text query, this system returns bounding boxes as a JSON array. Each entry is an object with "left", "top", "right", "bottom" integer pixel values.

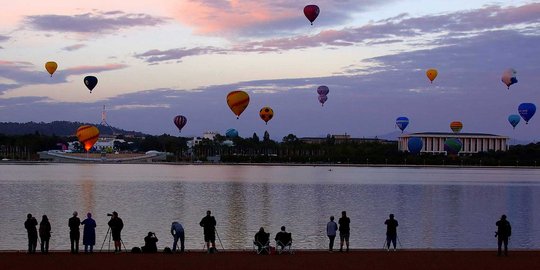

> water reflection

[{"left": 1, "top": 164, "right": 540, "bottom": 250}]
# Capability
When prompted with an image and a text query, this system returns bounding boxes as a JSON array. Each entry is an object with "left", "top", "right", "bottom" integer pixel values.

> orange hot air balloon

[
  {"left": 76, "top": 125, "right": 100, "bottom": 151},
  {"left": 426, "top": 68, "right": 438, "bottom": 83},
  {"left": 259, "top": 106, "right": 274, "bottom": 125},
  {"left": 450, "top": 121, "right": 463, "bottom": 133},
  {"left": 45, "top": 61, "right": 58, "bottom": 77},
  {"left": 226, "top": 90, "right": 250, "bottom": 119}
]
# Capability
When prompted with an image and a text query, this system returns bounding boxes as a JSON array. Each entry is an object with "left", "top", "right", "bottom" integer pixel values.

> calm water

[{"left": 1, "top": 163, "right": 539, "bottom": 251}]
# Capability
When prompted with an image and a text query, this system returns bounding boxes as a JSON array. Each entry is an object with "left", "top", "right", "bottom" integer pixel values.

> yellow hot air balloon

[
  {"left": 226, "top": 90, "right": 250, "bottom": 119},
  {"left": 259, "top": 106, "right": 274, "bottom": 125},
  {"left": 426, "top": 68, "right": 438, "bottom": 83},
  {"left": 45, "top": 61, "right": 58, "bottom": 77},
  {"left": 76, "top": 125, "right": 99, "bottom": 151}
]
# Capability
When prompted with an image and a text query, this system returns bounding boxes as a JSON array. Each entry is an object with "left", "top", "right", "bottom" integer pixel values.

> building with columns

[{"left": 398, "top": 132, "right": 509, "bottom": 154}]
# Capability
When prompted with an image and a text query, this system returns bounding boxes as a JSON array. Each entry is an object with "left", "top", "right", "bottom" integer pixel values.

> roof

[{"left": 399, "top": 132, "right": 508, "bottom": 138}]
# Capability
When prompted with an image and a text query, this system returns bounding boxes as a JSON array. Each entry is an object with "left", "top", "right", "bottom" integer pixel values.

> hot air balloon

[
  {"left": 84, "top": 76, "right": 98, "bottom": 93},
  {"left": 318, "top": 95, "right": 328, "bottom": 106},
  {"left": 226, "top": 90, "right": 250, "bottom": 119},
  {"left": 76, "top": 125, "right": 99, "bottom": 152},
  {"left": 173, "top": 115, "right": 187, "bottom": 132},
  {"left": 426, "top": 68, "right": 438, "bottom": 83},
  {"left": 45, "top": 61, "right": 58, "bottom": 77},
  {"left": 508, "top": 114, "right": 520, "bottom": 129},
  {"left": 303, "top": 5, "right": 320, "bottom": 25},
  {"left": 317, "top": 85, "right": 329, "bottom": 96},
  {"left": 444, "top": 138, "right": 462, "bottom": 155},
  {"left": 518, "top": 103, "right": 536, "bottom": 124},
  {"left": 225, "top": 128, "right": 238, "bottom": 138},
  {"left": 396, "top": 117, "right": 409, "bottom": 133},
  {"left": 408, "top": 137, "right": 423, "bottom": 154},
  {"left": 501, "top": 68, "right": 518, "bottom": 89},
  {"left": 259, "top": 106, "right": 274, "bottom": 124},
  {"left": 450, "top": 121, "right": 463, "bottom": 133}
]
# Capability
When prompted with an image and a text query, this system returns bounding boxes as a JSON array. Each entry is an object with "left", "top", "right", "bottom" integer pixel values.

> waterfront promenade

[{"left": 2, "top": 250, "right": 539, "bottom": 270}]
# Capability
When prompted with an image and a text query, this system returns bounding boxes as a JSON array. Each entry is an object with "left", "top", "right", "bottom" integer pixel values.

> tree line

[{"left": 0, "top": 132, "right": 539, "bottom": 167}]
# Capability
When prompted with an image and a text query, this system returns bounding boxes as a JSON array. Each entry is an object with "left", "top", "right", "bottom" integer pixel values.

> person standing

[
  {"left": 384, "top": 214, "right": 399, "bottom": 251},
  {"left": 171, "top": 221, "right": 185, "bottom": 253},
  {"left": 338, "top": 211, "right": 350, "bottom": 252},
  {"left": 68, "top": 211, "right": 81, "bottom": 254},
  {"left": 81, "top": 212, "right": 96, "bottom": 253},
  {"left": 107, "top": 211, "right": 124, "bottom": 253},
  {"left": 39, "top": 215, "right": 51, "bottom": 254},
  {"left": 496, "top": 214, "right": 512, "bottom": 256},
  {"left": 326, "top": 216, "right": 338, "bottom": 252},
  {"left": 199, "top": 210, "right": 217, "bottom": 252},
  {"left": 24, "top": 214, "right": 38, "bottom": 254}
]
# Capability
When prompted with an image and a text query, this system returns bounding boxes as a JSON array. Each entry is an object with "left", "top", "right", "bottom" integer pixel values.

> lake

[{"left": 1, "top": 163, "right": 539, "bottom": 251}]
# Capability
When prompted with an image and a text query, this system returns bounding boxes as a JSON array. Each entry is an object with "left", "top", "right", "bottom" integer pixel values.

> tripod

[
  {"left": 100, "top": 226, "right": 127, "bottom": 252},
  {"left": 382, "top": 235, "right": 403, "bottom": 250},
  {"left": 202, "top": 228, "right": 225, "bottom": 252}
]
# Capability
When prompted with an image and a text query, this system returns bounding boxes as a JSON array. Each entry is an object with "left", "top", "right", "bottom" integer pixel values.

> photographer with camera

[
  {"left": 495, "top": 214, "right": 512, "bottom": 256},
  {"left": 68, "top": 211, "right": 81, "bottom": 254},
  {"left": 199, "top": 210, "right": 217, "bottom": 253},
  {"left": 142, "top": 232, "right": 159, "bottom": 253},
  {"left": 107, "top": 211, "right": 124, "bottom": 253}
]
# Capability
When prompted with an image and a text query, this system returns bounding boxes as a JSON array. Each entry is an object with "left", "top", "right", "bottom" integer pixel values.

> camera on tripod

[
  {"left": 494, "top": 231, "right": 498, "bottom": 238},
  {"left": 107, "top": 213, "right": 113, "bottom": 217}
]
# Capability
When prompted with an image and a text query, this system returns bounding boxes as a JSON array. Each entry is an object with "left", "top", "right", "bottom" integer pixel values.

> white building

[{"left": 398, "top": 132, "right": 509, "bottom": 154}]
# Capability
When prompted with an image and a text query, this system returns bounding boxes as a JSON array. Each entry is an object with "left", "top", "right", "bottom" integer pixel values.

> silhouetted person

[
  {"left": 171, "top": 221, "right": 185, "bottom": 253},
  {"left": 254, "top": 227, "right": 270, "bottom": 254},
  {"left": 384, "top": 214, "right": 399, "bottom": 250},
  {"left": 24, "top": 214, "right": 38, "bottom": 254},
  {"left": 338, "top": 211, "right": 350, "bottom": 252},
  {"left": 326, "top": 216, "right": 338, "bottom": 252},
  {"left": 275, "top": 226, "right": 291, "bottom": 249},
  {"left": 107, "top": 211, "right": 124, "bottom": 253},
  {"left": 68, "top": 211, "right": 81, "bottom": 254},
  {"left": 496, "top": 214, "right": 511, "bottom": 256},
  {"left": 142, "top": 232, "right": 159, "bottom": 253},
  {"left": 39, "top": 215, "right": 51, "bottom": 254},
  {"left": 81, "top": 212, "right": 96, "bottom": 253},
  {"left": 199, "top": 210, "right": 217, "bottom": 252}
]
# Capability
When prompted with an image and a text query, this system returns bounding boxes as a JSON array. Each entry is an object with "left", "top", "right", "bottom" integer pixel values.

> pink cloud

[{"left": 175, "top": 0, "right": 296, "bottom": 34}]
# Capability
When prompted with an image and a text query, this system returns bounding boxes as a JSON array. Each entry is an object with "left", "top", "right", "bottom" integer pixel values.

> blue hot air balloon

[
  {"left": 407, "top": 137, "right": 423, "bottom": 154},
  {"left": 396, "top": 117, "right": 409, "bottom": 133},
  {"left": 508, "top": 114, "right": 520, "bottom": 129},
  {"left": 444, "top": 138, "right": 462, "bottom": 155},
  {"left": 226, "top": 128, "right": 239, "bottom": 138},
  {"left": 518, "top": 103, "right": 536, "bottom": 124}
]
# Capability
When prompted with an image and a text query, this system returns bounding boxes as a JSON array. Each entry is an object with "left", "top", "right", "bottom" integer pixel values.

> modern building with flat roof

[{"left": 398, "top": 132, "right": 509, "bottom": 154}]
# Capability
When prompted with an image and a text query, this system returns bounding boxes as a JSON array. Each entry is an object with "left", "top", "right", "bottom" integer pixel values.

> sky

[{"left": 1, "top": 0, "right": 539, "bottom": 142}]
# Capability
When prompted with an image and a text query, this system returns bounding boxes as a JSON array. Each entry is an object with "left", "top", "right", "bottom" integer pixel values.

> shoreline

[
  {"left": 1, "top": 160, "right": 538, "bottom": 169},
  {"left": 2, "top": 250, "right": 539, "bottom": 270}
]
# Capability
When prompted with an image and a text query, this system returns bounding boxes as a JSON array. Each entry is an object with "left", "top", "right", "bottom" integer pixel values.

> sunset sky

[{"left": 1, "top": 1, "right": 539, "bottom": 141}]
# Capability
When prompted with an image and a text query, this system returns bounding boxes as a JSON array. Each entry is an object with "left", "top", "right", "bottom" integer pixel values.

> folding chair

[
  {"left": 253, "top": 232, "right": 271, "bottom": 255},
  {"left": 275, "top": 232, "right": 293, "bottom": 254}
]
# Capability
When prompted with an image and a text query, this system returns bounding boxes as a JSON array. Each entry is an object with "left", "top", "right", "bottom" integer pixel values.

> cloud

[
  {"left": 135, "top": 3, "right": 540, "bottom": 63},
  {"left": 0, "top": 35, "right": 9, "bottom": 42},
  {"left": 25, "top": 11, "right": 168, "bottom": 34},
  {"left": 0, "top": 61, "right": 128, "bottom": 93},
  {"left": 134, "top": 47, "right": 224, "bottom": 63},
  {"left": 174, "top": 0, "right": 392, "bottom": 36},
  {"left": 62, "top": 44, "right": 86, "bottom": 51}
]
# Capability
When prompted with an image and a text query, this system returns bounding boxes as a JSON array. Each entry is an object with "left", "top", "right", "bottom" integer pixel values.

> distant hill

[{"left": 0, "top": 121, "right": 146, "bottom": 137}]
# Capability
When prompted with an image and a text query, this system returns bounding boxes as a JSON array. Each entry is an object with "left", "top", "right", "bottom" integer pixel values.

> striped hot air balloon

[
  {"left": 450, "top": 121, "right": 463, "bottom": 133},
  {"left": 76, "top": 125, "right": 99, "bottom": 151},
  {"left": 226, "top": 90, "right": 250, "bottom": 119},
  {"left": 173, "top": 115, "right": 187, "bottom": 132},
  {"left": 444, "top": 138, "right": 462, "bottom": 155}
]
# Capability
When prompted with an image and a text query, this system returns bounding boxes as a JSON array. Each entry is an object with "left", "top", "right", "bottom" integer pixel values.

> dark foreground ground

[{"left": 1, "top": 250, "right": 539, "bottom": 270}]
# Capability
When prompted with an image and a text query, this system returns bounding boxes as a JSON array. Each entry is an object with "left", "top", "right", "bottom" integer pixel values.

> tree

[
  {"left": 252, "top": 133, "right": 260, "bottom": 143},
  {"left": 263, "top": 131, "right": 270, "bottom": 142},
  {"left": 282, "top": 134, "right": 299, "bottom": 144}
]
